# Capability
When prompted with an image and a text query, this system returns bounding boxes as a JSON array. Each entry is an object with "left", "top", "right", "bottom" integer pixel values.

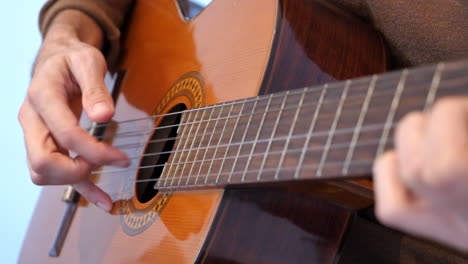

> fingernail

[
  {"left": 92, "top": 102, "right": 110, "bottom": 115},
  {"left": 96, "top": 201, "right": 112, "bottom": 212},
  {"left": 111, "top": 159, "right": 130, "bottom": 167}
]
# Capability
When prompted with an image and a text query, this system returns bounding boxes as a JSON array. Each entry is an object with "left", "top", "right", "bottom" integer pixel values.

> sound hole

[{"left": 136, "top": 104, "right": 186, "bottom": 203}]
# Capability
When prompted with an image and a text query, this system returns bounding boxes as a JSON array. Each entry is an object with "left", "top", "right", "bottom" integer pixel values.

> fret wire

[
  {"left": 95, "top": 60, "right": 468, "bottom": 194},
  {"left": 216, "top": 95, "right": 266, "bottom": 183},
  {"left": 168, "top": 109, "right": 200, "bottom": 187},
  {"left": 99, "top": 124, "right": 392, "bottom": 176},
  {"left": 376, "top": 69, "right": 409, "bottom": 157},
  {"left": 241, "top": 94, "right": 274, "bottom": 182},
  {"left": 179, "top": 108, "right": 210, "bottom": 186},
  {"left": 92, "top": 78, "right": 357, "bottom": 131},
  {"left": 119, "top": 81, "right": 414, "bottom": 158},
  {"left": 227, "top": 98, "right": 259, "bottom": 183},
  {"left": 159, "top": 111, "right": 192, "bottom": 188},
  {"left": 217, "top": 99, "right": 247, "bottom": 183},
  {"left": 317, "top": 80, "right": 351, "bottom": 177},
  {"left": 424, "top": 62, "right": 445, "bottom": 111},
  {"left": 100, "top": 158, "right": 379, "bottom": 196},
  {"left": 102, "top": 88, "right": 307, "bottom": 139},
  {"left": 218, "top": 98, "right": 246, "bottom": 182},
  {"left": 185, "top": 106, "right": 217, "bottom": 185},
  {"left": 125, "top": 121, "right": 387, "bottom": 161},
  {"left": 104, "top": 122, "right": 391, "bottom": 176},
  {"left": 274, "top": 88, "right": 307, "bottom": 180},
  {"left": 152, "top": 159, "right": 376, "bottom": 190},
  {"left": 193, "top": 103, "right": 226, "bottom": 185},
  {"left": 256, "top": 91, "right": 290, "bottom": 181},
  {"left": 99, "top": 137, "right": 389, "bottom": 182},
  {"left": 342, "top": 75, "right": 377, "bottom": 175},
  {"left": 102, "top": 87, "right": 400, "bottom": 142},
  {"left": 92, "top": 64, "right": 467, "bottom": 140},
  {"left": 205, "top": 104, "right": 236, "bottom": 183},
  {"left": 294, "top": 84, "right": 328, "bottom": 179}
]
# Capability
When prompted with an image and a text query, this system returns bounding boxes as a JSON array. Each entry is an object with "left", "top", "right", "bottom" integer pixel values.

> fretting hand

[
  {"left": 18, "top": 10, "right": 129, "bottom": 212},
  {"left": 374, "top": 97, "right": 468, "bottom": 252}
]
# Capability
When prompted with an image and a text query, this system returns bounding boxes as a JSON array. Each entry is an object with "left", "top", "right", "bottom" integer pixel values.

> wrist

[{"left": 43, "top": 9, "right": 103, "bottom": 50}]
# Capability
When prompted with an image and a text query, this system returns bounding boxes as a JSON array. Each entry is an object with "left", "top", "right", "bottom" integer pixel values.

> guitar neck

[{"left": 156, "top": 60, "right": 468, "bottom": 190}]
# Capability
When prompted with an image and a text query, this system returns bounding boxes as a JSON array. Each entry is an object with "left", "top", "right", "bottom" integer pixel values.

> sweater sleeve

[
  {"left": 331, "top": 0, "right": 468, "bottom": 67},
  {"left": 39, "top": 0, "right": 134, "bottom": 67}
]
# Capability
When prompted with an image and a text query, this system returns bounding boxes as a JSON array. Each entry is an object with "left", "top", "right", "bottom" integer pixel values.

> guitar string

[
  {"left": 91, "top": 79, "right": 360, "bottom": 130},
  {"left": 93, "top": 134, "right": 394, "bottom": 193},
  {"left": 90, "top": 62, "right": 454, "bottom": 132},
  {"left": 103, "top": 78, "right": 466, "bottom": 158},
  {"left": 107, "top": 92, "right": 399, "bottom": 149},
  {"left": 123, "top": 122, "right": 389, "bottom": 161},
  {"left": 94, "top": 74, "right": 464, "bottom": 143},
  {"left": 88, "top": 85, "right": 445, "bottom": 183},
  {"left": 91, "top": 64, "right": 468, "bottom": 197},
  {"left": 92, "top": 67, "right": 446, "bottom": 178},
  {"left": 90, "top": 71, "right": 424, "bottom": 192},
  {"left": 94, "top": 86, "right": 398, "bottom": 141},
  {"left": 96, "top": 137, "right": 385, "bottom": 178},
  {"left": 92, "top": 121, "right": 394, "bottom": 176},
  {"left": 89, "top": 63, "right": 462, "bottom": 139},
  {"left": 98, "top": 158, "right": 378, "bottom": 198}
]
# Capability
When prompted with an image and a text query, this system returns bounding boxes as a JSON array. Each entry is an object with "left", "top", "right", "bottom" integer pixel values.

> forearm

[
  {"left": 39, "top": 0, "right": 134, "bottom": 68},
  {"left": 34, "top": 10, "right": 104, "bottom": 74}
]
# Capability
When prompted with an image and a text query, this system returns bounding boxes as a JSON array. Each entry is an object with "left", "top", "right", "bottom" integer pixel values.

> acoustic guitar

[{"left": 20, "top": 0, "right": 468, "bottom": 263}]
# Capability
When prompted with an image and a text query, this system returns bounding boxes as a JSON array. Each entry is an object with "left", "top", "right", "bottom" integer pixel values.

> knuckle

[
  {"left": 75, "top": 173, "right": 89, "bottom": 183},
  {"left": 71, "top": 46, "right": 105, "bottom": 66},
  {"left": 83, "top": 86, "right": 107, "bottom": 100},
  {"left": 30, "top": 173, "right": 49, "bottom": 186},
  {"left": 30, "top": 156, "right": 52, "bottom": 179}
]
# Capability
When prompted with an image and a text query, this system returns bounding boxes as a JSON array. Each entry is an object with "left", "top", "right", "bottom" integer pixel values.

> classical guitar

[{"left": 20, "top": 0, "right": 468, "bottom": 263}]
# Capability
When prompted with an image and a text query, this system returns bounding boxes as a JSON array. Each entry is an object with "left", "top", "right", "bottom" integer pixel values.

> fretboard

[{"left": 156, "top": 60, "right": 468, "bottom": 190}]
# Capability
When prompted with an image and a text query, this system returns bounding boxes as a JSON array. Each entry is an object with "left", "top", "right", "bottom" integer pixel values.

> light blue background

[{"left": 0, "top": 1, "right": 44, "bottom": 262}]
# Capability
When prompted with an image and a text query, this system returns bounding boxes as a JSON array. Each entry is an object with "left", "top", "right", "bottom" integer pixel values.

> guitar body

[{"left": 20, "top": 0, "right": 392, "bottom": 263}]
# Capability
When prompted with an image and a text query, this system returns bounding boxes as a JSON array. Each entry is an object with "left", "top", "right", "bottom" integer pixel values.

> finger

[
  {"left": 19, "top": 101, "right": 93, "bottom": 184},
  {"left": 28, "top": 73, "right": 128, "bottom": 167},
  {"left": 73, "top": 180, "right": 113, "bottom": 212},
  {"left": 394, "top": 111, "right": 426, "bottom": 191},
  {"left": 421, "top": 98, "right": 468, "bottom": 203},
  {"left": 373, "top": 151, "right": 464, "bottom": 248},
  {"left": 67, "top": 48, "right": 115, "bottom": 123},
  {"left": 373, "top": 151, "right": 416, "bottom": 227}
]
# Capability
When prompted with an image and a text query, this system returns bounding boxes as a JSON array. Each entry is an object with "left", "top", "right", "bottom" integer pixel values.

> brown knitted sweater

[{"left": 39, "top": 0, "right": 468, "bottom": 68}]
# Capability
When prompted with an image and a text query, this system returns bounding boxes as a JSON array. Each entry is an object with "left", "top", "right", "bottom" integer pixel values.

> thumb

[{"left": 68, "top": 47, "right": 114, "bottom": 123}]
